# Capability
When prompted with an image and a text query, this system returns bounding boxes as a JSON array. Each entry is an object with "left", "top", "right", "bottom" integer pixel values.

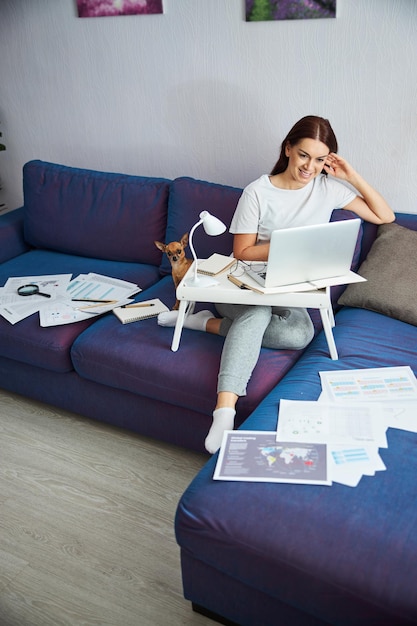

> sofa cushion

[
  {"left": 0, "top": 249, "right": 161, "bottom": 372},
  {"left": 159, "top": 177, "right": 240, "bottom": 275},
  {"left": 359, "top": 212, "right": 417, "bottom": 263},
  {"left": 338, "top": 222, "right": 417, "bottom": 325},
  {"left": 0, "top": 312, "right": 91, "bottom": 373},
  {"left": 70, "top": 276, "right": 319, "bottom": 426},
  {"left": 23, "top": 160, "right": 170, "bottom": 265}
]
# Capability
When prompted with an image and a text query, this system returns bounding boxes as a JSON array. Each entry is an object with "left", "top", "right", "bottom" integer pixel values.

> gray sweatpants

[{"left": 215, "top": 303, "right": 314, "bottom": 397}]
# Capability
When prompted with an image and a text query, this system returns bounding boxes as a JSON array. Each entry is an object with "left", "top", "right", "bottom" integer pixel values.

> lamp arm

[{"left": 188, "top": 218, "right": 203, "bottom": 282}]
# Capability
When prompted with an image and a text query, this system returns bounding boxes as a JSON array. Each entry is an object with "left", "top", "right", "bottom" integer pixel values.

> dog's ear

[
  {"left": 180, "top": 233, "right": 189, "bottom": 248},
  {"left": 154, "top": 240, "right": 166, "bottom": 252}
]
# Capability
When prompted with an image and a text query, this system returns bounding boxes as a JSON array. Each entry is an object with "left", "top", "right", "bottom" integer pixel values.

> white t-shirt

[{"left": 230, "top": 174, "right": 357, "bottom": 243}]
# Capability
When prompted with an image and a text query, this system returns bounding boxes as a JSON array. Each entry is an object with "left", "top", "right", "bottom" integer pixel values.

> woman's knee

[
  {"left": 293, "top": 320, "right": 315, "bottom": 349},
  {"left": 263, "top": 308, "right": 314, "bottom": 350},
  {"left": 286, "top": 311, "right": 315, "bottom": 349}
]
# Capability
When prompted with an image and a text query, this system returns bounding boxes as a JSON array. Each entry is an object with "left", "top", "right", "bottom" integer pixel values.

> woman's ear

[{"left": 284, "top": 141, "right": 291, "bottom": 157}]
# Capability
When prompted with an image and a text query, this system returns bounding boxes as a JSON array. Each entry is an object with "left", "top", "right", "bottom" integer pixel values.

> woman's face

[{"left": 284, "top": 138, "right": 330, "bottom": 189}]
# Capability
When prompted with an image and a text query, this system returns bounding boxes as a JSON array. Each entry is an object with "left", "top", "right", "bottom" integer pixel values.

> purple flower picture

[
  {"left": 246, "top": 0, "right": 336, "bottom": 22},
  {"left": 77, "top": 0, "right": 163, "bottom": 18}
]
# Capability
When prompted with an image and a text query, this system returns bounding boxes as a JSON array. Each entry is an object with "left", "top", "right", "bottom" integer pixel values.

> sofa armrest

[{"left": 0, "top": 207, "right": 30, "bottom": 263}]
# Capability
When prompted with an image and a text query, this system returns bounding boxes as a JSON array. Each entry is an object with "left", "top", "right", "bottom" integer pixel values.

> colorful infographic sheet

[
  {"left": 319, "top": 366, "right": 417, "bottom": 402},
  {"left": 214, "top": 431, "right": 331, "bottom": 485},
  {"left": 319, "top": 366, "right": 417, "bottom": 433}
]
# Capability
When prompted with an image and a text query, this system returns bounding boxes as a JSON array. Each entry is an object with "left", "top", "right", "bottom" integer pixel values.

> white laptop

[{"left": 245, "top": 219, "right": 361, "bottom": 288}]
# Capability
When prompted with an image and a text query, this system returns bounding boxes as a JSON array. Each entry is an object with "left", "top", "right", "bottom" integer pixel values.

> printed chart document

[
  {"left": 276, "top": 399, "right": 388, "bottom": 448},
  {"left": 0, "top": 274, "right": 72, "bottom": 324},
  {"left": 65, "top": 273, "right": 139, "bottom": 302},
  {"left": 319, "top": 366, "right": 417, "bottom": 402},
  {"left": 0, "top": 272, "right": 141, "bottom": 326},
  {"left": 328, "top": 444, "right": 386, "bottom": 488},
  {"left": 40, "top": 273, "right": 140, "bottom": 327},
  {"left": 319, "top": 366, "right": 417, "bottom": 432},
  {"left": 213, "top": 431, "right": 331, "bottom": 486}
]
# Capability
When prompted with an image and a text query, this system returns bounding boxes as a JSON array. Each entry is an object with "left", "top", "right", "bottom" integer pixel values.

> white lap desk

[{"left": 171, "top": 263, "right": 338, "bottom": 360}]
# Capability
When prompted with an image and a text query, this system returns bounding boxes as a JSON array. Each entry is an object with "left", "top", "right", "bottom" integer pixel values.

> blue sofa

[{"left": 2, "top": 160, "right": 416, "bottom": 624}]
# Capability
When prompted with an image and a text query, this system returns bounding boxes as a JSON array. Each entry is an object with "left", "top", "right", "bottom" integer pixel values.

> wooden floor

[{"left": 0, "top": 388, "right": 215, "bottom": 626}]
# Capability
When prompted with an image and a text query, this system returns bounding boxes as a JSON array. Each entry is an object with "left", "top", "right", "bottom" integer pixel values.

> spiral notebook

[
  {"left": 113, "top": 298, "right": 169, "bottom": 324},
  {"left": 197, "top": 253, "right": 235, "bottom": 276}
]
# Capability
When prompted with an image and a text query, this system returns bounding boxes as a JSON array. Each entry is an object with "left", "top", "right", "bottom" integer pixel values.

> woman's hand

[{"left": 323, "top": 153, "right": 356, "bottom": 182}]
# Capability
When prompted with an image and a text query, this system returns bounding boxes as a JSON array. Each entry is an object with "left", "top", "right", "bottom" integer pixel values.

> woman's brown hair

[{"left": 270, "top": 116, "right": 338, "bottom": 175}]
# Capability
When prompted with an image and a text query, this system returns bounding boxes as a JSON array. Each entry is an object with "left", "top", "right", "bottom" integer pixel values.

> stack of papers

[
  {"left": 214, "top": 366, "right": 417, "bottom": 488},
  {"left": 0, "top": 273, "right": 141, "bottom": 326}
]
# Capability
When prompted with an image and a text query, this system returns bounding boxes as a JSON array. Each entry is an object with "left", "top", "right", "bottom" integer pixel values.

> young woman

[{"left": 159, "top": 115, "right": 395, "bottom": 453}]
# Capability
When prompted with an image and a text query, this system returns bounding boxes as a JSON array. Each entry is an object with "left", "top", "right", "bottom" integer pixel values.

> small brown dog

[{"left": 154, "top": 233, "right": 192, "bottom": 310}]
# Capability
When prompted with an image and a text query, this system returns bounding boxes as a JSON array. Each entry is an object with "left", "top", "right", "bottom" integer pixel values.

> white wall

[{"left": 0, "top": 0, "right": 416, "bottom": 213}]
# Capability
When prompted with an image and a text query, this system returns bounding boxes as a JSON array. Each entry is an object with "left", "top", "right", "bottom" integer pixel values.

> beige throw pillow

[{"left": 338, "top": 222, "right": 417, "bottom": 326}]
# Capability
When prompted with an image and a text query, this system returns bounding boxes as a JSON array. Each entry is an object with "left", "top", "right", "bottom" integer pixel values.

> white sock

[
  {"left": 205, "top": 407, "right": 236, "bottom": 454},
  {"left": 157, "top": 310, "right": 179, "bottom": 327},
  {"left": 183, "top": 310, "right": 214, "bottom": 332},
  {"left": 157, "top": 309, "right": 214, "bottom": 330}
]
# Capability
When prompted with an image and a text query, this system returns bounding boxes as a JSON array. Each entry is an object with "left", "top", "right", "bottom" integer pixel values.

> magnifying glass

[{"left": 17, "top": 284, "right": 51, "bottom": 298}]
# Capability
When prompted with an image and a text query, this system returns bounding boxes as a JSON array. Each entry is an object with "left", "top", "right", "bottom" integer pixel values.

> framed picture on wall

[
  {"left": 77, "top": 1, "right": 164, "bottom": 18},
  {"left": 246, "top": 0, "right": 336, "bottom": 22}
]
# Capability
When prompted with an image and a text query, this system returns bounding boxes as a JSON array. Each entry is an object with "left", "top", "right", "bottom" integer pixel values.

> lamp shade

[
  {"left": 186, "top": 211, "right": 227, "bottom": 287},
  {"left": 199, "top": 211, "right": 226, "bottom": 236}
]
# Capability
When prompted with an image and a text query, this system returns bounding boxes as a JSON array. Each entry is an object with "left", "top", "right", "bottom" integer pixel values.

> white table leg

[
  {"left": 320, "top": 306, "right": 338, "bottom": 360},
  {"left": 324, "top": 286, "right": 335, "bottom": 328},
  {"left": 328, "top": 305, "right": 335, "bottom": 328},
  {"left": 171, "top": 300, "right": 189, "bottom": 352}
]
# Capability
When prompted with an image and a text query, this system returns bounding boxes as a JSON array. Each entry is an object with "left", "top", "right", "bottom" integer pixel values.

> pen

[
  {"left": 77, "top": 300, "right": 118, "bottom": 310},
  {"left": 72, "top": 298, "right": 116, "bottom": 303},
  {"left": 121, "top": 303, "right": 155, "bottom": 309}
]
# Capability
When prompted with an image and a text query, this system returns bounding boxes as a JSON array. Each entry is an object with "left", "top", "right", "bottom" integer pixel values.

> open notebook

[{"left": 197, "top": 253, "right": 235, "bottom": 276}]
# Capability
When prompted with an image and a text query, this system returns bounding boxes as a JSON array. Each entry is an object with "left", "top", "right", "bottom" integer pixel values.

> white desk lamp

[{"left": 186, "top": 210, "right": 227, "bottom": 287}]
